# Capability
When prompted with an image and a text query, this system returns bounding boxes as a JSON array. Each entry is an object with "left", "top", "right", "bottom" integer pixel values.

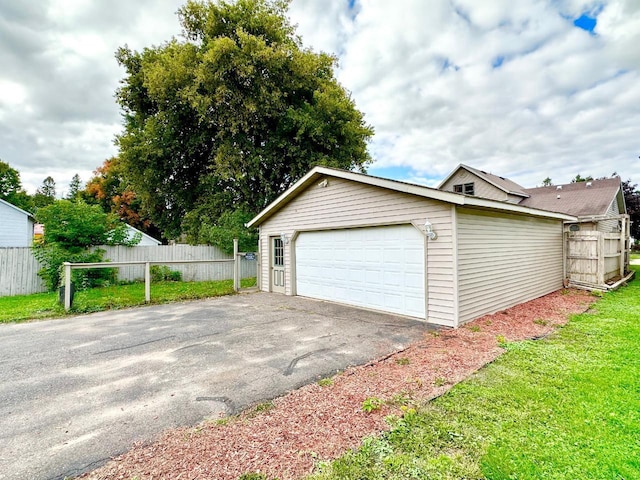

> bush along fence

[
  {"left": 61, "top": 239, "right": 252, "bottom": 310},
  {"left": 0, "top": 244, "right": 257, "bottom": 298}
]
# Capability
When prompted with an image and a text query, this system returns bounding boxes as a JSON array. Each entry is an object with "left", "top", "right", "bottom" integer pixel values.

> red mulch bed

[{"left": 82, "top": 289, "right": 595, "bottom": 480}]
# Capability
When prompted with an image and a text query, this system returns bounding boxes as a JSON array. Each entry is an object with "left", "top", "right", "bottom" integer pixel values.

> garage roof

[{"left": 247, "top": 166, "right": 577, "bottom": 228}]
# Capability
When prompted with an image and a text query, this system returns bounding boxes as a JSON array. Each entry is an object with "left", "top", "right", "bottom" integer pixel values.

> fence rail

[{"left": 0, "top": 245, "right": 256, "bottom": 297}]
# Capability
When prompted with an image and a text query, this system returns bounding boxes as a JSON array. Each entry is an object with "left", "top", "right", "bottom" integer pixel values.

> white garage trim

[{"left": 295, "top": 225, "right": 426, "bottom": 318}]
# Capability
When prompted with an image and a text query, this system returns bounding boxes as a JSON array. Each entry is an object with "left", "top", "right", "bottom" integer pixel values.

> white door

[
  {"left": 270, "top": 236, "right": 285, "bottom": 293},
  {"left": 295, "top": 225, "right": 425, "bottom": 318}
]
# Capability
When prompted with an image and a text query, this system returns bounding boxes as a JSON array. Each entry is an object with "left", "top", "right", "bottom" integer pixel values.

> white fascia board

[
  {"left": 463, "top": 196, "right": 577, "bottom": 221},
  {"left": 436, "top": 163, "right": 465, "bottom": 189},
  {"left": 246, "top": 167, "right": 322, "bottom": 227},
  {"left": 247, "top": 166, "right": 574, "bottom": 227}
]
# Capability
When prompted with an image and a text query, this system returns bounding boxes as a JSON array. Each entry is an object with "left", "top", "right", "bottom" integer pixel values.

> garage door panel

[{"left": 296, "top": 225, "right": 425, "bottom": 318}]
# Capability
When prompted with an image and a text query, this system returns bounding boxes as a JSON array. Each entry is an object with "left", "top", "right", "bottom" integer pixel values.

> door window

[{"left": 273, "top": 238, "right": 284, "bottom": 266}]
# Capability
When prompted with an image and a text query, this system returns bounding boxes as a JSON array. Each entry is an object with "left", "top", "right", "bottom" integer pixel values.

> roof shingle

[{"left": 520, "top": 177, "right": 621, "bottom": 217}]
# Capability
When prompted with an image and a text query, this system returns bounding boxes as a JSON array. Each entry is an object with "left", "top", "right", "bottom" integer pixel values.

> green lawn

[
  {"left": 0, "top": 278, "right": 256, "bottom": 324},
  {"left": 310, "top": 268, "right": 640, "bottom": 479}
]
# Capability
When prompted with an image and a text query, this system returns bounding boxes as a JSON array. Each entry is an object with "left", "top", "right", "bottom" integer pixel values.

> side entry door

[{"left": 270, "top": 236, "right": 285, "bottom": 293}]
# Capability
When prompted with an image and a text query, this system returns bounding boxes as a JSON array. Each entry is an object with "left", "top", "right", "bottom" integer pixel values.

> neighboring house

[
  {"left": 124, "top": 224, "right": 162, "bottom": 246},
  {"left": 247, "top": 166, "right": 576, "bottom": 328},
  {"left": 0, "top": 198, "right": 35, "bottom": 247},
  {"left": 438, "top": 164, "right": 530, "bottom": 203},
  {"left": 439, "top": 164, "right": 628, "bottom": 234},
  {"left": 520, "top": 177, "right": 626, "bottom": 234}
]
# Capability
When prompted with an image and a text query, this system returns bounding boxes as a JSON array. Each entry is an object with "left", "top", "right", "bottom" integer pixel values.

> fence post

[
  {"left": 64, "top": 262, "right": 72, "bottom": 311},
  {"left": 145, "top": 262, "right": 151, "bottom": 303},
  {"left": 233, "top": 238, "right": 239, "bottom": 292}
]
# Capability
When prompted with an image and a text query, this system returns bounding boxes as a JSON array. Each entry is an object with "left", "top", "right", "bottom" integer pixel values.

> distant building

[
  {"left": 125, "top": 224, "right": 162, "bottom": 246},
  {"left": 0, "top": 198, "right": 35, "bottom": 247}
]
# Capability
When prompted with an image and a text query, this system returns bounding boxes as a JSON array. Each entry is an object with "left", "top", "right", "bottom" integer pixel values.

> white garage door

[{"left": 295, "top": 225, "right": 425, "bottom": 318}]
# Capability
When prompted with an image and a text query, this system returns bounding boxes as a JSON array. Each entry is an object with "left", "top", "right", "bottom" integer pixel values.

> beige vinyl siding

[
  {"left": 597, "top": 198, "right": 620, "bottom": 233},
  {"left": 259, "top": 176, "right": 456, "bottom": 326},
  {"left": 456, "top": 207, "right": 563, "bottom": 325},
  {"left": 440, "top": 170, "right": 507, "bottom": 201}
]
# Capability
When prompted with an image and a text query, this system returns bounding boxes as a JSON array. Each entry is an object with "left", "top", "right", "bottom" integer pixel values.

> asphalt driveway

[{"left": 0, "top": 292, "right": 431, "bottom": 480}]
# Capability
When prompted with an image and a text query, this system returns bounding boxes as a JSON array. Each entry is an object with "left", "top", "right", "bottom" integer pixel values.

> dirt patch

[{"left": 81, "top": 289, "right": 595, "bottom": 480}]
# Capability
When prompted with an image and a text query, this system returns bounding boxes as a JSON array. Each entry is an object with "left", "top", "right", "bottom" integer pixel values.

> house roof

[
  {"left": 125, "top": 224, "right": 162, "bottom": 245},
  {"left": 520, "top": 177, "right": 623, "bottom": 218},
  {"left": 0, "top": 198, "right": 34, "bottom": 220},
  {"left": 438, "top": 164, "right": 529, "bottom": 197},
  {"left": 247, "top": 166, "right": 576, "bottom": 228}
]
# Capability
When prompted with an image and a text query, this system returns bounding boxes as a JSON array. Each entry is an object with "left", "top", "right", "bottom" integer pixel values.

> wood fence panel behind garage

[
  {"left": 0, "top": 248, "right": 47, "bottom": 296},
  {"left": 565, "top": 232, "right": 622, "bottom": 286}
]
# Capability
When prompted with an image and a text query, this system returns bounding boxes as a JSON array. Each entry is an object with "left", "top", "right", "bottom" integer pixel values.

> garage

[
  {"left": 248, "top": 166, "right": 575, "bottom": 327},
  {"left": 295, "top": 225, "right": 425, "bottom": 318}
]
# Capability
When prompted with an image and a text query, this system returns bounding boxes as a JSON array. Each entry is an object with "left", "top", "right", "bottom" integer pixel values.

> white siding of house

[
  {"left": 597, "top": 198, "right": 620, "bottom": 233},
  {"left": 456, "top": 207, "right": 563, "bottom": 325},
  {"left": 259, "top": 176, "right": 456, "bottom": 326},
  {"left": 0, "top": 201, "right": 34, "bottom": 247},
  {"left": 440, "top": 170, "right": 507, "bottom": 201}
]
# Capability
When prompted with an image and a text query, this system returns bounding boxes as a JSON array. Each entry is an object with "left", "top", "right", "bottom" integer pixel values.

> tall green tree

[
  {"left": 115, "top": 0, "right": 373, "bottom": 239},
  {"left": 0, "top": 160, "right": 33, "bottom": 212},
  {"left": 67, "top": 174, "right": 83, "bottom": 201},
  {"left": 33, "top": 176, "right": 56, "bottom": 208}
]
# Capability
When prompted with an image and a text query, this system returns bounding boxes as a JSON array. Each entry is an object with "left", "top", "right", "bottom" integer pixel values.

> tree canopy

[
  {"left": 0, "top": 160, "right": 33, "bottom": 212},
  {"left": 621, "top": 178, "right": 640, "bottom": 240},
  {"left": 83, "top": 157, "right": 160, "bottom": 238},
  {"left": 33, "top": 176, "right": 56, "bottom": 208},
  {"left": 115, "top": 0, "right": 373, "bottom": 239}
]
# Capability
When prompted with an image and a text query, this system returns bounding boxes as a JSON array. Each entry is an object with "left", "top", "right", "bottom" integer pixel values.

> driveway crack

[
  {"left": 284, "top": 348, "right": 331, "bottom": 376},
  {"left": 93, "top": 336, "right": 175, "bottom": 355}
]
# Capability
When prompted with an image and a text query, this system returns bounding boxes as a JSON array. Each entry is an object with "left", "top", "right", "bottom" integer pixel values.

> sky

[{"left": 0, "top": 0, "right": 639, "bottom": 196}]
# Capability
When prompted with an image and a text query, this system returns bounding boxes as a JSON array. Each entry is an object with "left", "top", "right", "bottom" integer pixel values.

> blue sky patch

[
  {"left": 574, "top": 14, "right": 597, "bottom": 32},
  {"left": 368, "top": 165, "right": 412, "bottom": 181},
  {"left": 492, "top": 55, "right": 505, "bottom": 68},
  {"left": 348, "top": 0, "right": 356, "bottom": 9}
]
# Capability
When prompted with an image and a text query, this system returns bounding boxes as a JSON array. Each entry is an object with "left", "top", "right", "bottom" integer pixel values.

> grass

[
  {"left": 0, "top": 278, "right": 256, "bottom": 324},
  {"left": 310, "top": 268, "right": 640, "bottom": 480}
]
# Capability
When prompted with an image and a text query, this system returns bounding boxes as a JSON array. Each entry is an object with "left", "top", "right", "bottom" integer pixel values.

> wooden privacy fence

[
  {"left": 0, "top": 244, "right": 257, "bottom": 297},
  {"left": 0, "top": 247, "right": 45, "bottom": 296},
  {"left": 565, "top": 231, "right": 627, "bottom": 289}
]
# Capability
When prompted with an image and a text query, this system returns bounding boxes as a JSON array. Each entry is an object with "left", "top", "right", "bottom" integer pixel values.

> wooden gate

[{"left": 565, "top": 231, "right": 626, "bottom": 289}]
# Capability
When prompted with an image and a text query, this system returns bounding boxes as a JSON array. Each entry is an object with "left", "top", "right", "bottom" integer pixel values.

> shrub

[{"left": 150, "top": 265, "right": 182, "bottom": 282}]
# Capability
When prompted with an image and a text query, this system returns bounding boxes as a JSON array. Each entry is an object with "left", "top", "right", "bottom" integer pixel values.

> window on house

[{"left": 453, "top": 183, "right": 475, "bottom": 195}]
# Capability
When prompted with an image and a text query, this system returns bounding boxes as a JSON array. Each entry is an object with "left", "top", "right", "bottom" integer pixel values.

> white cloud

[
  {"left": 1, "top": 0, "right": 639, "bottom": 197},
  {"left": 291, "top": 0, "right": 640, "bottom": 186}
]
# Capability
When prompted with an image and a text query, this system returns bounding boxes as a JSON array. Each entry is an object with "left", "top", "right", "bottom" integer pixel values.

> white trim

[
  {"left": 451, "top": 205, "right": 460, "bottom": 328},
  {"left": 247, "top": 166, "right": 576, "bottom": 228}
]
